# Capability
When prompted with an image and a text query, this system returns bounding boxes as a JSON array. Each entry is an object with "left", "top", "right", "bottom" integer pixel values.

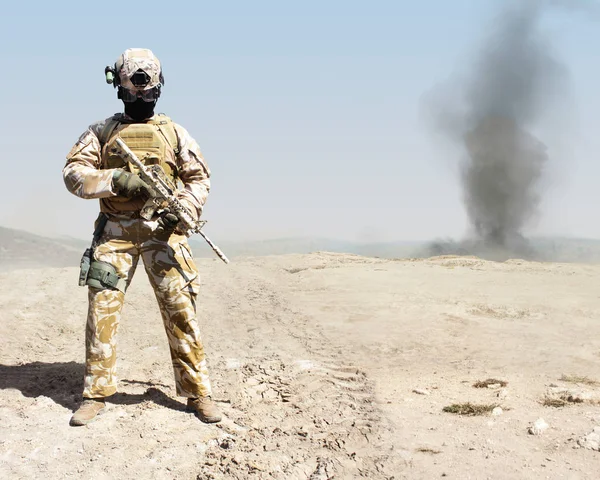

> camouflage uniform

[{"left": 63, "top": 116, "right": 213, "bottom": 399}]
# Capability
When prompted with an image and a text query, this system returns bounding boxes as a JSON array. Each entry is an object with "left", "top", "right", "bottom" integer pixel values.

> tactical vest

[{"left": 99, "top": 113, "right": 180, "bottom": 215}]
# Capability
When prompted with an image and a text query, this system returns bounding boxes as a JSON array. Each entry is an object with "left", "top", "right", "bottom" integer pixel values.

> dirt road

[{"left": 1, "top": 253, "right": 600, "bottom": 479}]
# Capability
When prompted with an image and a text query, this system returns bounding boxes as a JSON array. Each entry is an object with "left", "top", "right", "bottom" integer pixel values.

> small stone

[
  {"left": 248, "top": 461, "right": 264, "bottom": 471},
  {"left": 497, "top": 388, "right": 509, "bottom": 399},
  {"left": 219, "top": 438, "right": 234, "bottom": 450},
  {"left": 492, "top": 407, "right": 503, "bottom": 416},
  {"left": 568, "top": 390, "right": 595, "bottom": 403},
  {"left": 577, "top": 427, "right": 600, "bottom": 451},
  {"left": 528, "top": 418, "right": 549, "bottom": 435},
  {"left": 264, "top": 440, "right": 278, "bottom": 452},
  {"left": 487, "top": 384, "right": 501, "bottom": 389},
  {"left": 413, "top": 388, "right": 431, "bottom": 396}
]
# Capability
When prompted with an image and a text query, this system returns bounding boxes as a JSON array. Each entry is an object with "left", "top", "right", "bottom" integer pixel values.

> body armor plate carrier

[{"left": 99, "top": 113, "right": 180, "bottom": 215}]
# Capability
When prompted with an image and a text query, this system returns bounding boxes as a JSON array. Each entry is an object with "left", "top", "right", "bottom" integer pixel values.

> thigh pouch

[{"left": 86, "top": 261, "right": 127, "bottom": 293}]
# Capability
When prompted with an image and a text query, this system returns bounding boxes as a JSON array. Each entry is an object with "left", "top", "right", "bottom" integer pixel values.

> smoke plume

[{"left": 425, "top": 1, "right": 570, "bottom": 260}]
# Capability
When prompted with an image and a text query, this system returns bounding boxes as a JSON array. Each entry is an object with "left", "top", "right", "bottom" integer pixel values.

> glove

[
  {"left": 156, "top": 209, "right": 180, "bottom": 234},
  {"left": 112, "top": 170, "right": 149, "bottom": 198}
]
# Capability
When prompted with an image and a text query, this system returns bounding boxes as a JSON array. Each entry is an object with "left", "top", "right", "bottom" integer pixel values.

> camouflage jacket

[{"left": 62, "top": 113, "right": 211, "bottom": 219}]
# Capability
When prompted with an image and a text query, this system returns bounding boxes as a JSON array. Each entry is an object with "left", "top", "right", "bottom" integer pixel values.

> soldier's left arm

[{"left": 173, "top": 124, "right": 211, "bottom": 220}]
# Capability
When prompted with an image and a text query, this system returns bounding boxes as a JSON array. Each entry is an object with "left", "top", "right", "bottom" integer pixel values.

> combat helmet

[{"left": 105, "top": 48, "right": 164, "bottom": 103}]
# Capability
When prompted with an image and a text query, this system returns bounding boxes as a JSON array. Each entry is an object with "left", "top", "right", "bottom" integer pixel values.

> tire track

[{"left": 197, "top": 263, "right": 403, "bottom": 479}]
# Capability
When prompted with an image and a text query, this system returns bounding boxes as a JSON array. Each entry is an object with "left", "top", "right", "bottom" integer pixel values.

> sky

[{"left": 0, "top": 0, "right": 599, "bottom": 243}]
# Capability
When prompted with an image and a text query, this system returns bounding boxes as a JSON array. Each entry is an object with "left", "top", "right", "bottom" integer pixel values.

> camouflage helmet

[{"left": 106, "top": 48, "right": 164, "bottom": 102}]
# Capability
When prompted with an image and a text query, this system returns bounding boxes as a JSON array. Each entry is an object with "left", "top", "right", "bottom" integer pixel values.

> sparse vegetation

[
  {"left": 542, "top": 392, "right": 584, "bottom": 408},
  {"left": 442, "top": 403, "right": 499, "bottom": 416},
  {"left": 542, "top": 396, "right": 569, "bottom": 408},
  {"left": 416, "top": 447, "right": 442, "bottom": 455},
  {"left": 559, "top": 374, "right": 600, "bottom": 386},
  {"left": 473, "top": 378, "right": 508, "bottom": 388}
]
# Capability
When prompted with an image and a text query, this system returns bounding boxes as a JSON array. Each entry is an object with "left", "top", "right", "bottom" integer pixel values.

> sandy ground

[{"left": 1, "top": 252, "right": 600, "bottom": 479}]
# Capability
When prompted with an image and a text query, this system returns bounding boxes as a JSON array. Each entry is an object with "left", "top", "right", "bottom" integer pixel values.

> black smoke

[{"left": 424, "top": 1, "right": 572, "bottom": 260}]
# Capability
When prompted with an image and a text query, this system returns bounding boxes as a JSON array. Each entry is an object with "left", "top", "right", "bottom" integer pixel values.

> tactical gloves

[
  {"left": 156, "top": 209, "right": 180, "bottom": 234},
  {"left": 112, "top": 170, "right": 149, "bottom": 198},
  {"left": 156, "top": 199, "right": 200, "bottom": 235}
]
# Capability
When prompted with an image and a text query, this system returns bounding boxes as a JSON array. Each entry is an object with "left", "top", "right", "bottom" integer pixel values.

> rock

[
  {"left": 492, "top": 407, "right": 503, "bottom": 416},
  {"left": 567, "top": 390, "right": 595, "bottom": 403},
  {"left": 219, "top": 438, "right": 235, "bottom": 450},
  {"left": 528, "top": 418, "right": 549, "bottom": 435},
  {"left": 577, "top": 427, "right": 600, "bottom": 451},
  {"left": 546, "top": 387, "right": 598, "bottom": 404},
  {"left": 497, "top": 388, "right": 509, "bottom": 399},
  {"left": 413, "top": 388, "right": 431, "bottom": 396}
]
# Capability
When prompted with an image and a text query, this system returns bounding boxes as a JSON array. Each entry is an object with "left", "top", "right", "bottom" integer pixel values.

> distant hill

[
  {"left": 0, "top": 227, "right": 85, "bottom": 270},
  {"left": 529, "top": 237, "right": 600, "bottom": 263},
  {"left": 190, "top": 236, "right": 600, "bottom": 263},
  {"left": 410, "top": 237, "right": 600, "bottom": 263},
  {"left": 188, "top": 237, "right": 424, "bottom": 259},
  {"left": 2, "top": 225, "right": 600, "bottom": 269}
]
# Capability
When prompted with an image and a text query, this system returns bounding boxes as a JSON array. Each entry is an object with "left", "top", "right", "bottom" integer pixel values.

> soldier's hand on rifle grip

[
  {"left": 156, "top": 209, "right": 180, "bottom": 234},
  {"left": 112, "top": 169, "right": 150, "bottom": 198}
]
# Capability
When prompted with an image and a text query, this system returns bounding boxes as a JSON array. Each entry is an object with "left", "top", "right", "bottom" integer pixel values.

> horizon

[{"left": 3, "top": 223, "right": 600, "bottom": 246}]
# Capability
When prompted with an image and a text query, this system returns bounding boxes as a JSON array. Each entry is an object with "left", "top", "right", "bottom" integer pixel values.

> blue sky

[{"left": 0, "top": 0, "right": 598, "bottom": 242}]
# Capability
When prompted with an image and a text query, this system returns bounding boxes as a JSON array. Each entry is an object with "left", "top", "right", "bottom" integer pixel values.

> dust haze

[{"left": 424, "top": 0, "right": 577, "bottom": 260}]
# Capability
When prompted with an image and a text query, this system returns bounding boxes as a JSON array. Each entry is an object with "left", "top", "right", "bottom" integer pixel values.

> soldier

[{"left": 63, "top": 48, "right": 221, "bottom": 426}]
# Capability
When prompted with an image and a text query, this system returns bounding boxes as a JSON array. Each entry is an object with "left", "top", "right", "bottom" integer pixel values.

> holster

[
  {"left": 78, "top": 213, "right": 127, "bottom": 293},
  {"left": 78, "top": 248, "right": 93, "bottom": 287}
]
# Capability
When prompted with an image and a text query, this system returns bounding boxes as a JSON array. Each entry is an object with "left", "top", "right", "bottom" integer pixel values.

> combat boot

[
  {"left": 70, "top": 398, "right": 106, "bottom": 426},
  {"left": 187, "top": 396, "right": 222, "bottom": 423}
]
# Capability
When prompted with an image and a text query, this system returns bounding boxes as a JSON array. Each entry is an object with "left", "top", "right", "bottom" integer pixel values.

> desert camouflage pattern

[
  {"left": 63, "top": 113, "right": 214, "bottom": 399},
  {"left": 83, "top": 215, "right": 212, "bottom": 398},
  {"left": 116, "top": 48, "right": 162, "bottom": 90},
  {"left": 63, "top": 114, "right": 210, "bottom": 219}
]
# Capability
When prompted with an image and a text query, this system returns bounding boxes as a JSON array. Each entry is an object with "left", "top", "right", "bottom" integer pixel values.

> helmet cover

[{"left": 115, "top": 48, "right": 163, "bottom": 90}]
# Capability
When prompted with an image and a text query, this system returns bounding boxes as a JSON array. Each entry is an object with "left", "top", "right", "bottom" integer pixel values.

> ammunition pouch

[{"left": 86, "top": 260, "right": 127, "bottom": 293}]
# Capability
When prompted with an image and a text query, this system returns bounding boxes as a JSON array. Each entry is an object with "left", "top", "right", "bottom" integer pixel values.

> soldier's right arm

[{"left": 63, "top": 127, "right": 117, "bottom": 199}]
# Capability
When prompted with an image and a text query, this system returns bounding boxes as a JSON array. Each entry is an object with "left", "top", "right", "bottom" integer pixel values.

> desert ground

[{"left": 1, "top": 252, "right": 600, "bottom": 479}]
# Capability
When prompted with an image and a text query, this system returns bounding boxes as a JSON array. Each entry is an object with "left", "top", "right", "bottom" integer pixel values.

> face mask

[{"left": 124, "top": 98, "right": 156, "bottom": 121}]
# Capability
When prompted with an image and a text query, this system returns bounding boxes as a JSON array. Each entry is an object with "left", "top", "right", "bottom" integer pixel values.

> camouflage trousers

[{"left": 83, "top": 214, "right": 212, "bottom": 399}]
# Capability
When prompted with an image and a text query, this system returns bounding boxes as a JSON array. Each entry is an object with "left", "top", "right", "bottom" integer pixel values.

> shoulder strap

[{"left": 98, "top": 114, "right": 122, "bottom": 147}]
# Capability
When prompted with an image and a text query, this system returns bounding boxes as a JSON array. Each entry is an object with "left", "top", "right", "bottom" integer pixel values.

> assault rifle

[{"left": 115, "top": 137, "right": 230, "bottom": 264}]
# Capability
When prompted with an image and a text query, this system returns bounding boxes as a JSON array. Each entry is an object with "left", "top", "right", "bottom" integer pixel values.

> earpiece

[{"left": 105, "top": 65, "right": 118, "bottom": 86}]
